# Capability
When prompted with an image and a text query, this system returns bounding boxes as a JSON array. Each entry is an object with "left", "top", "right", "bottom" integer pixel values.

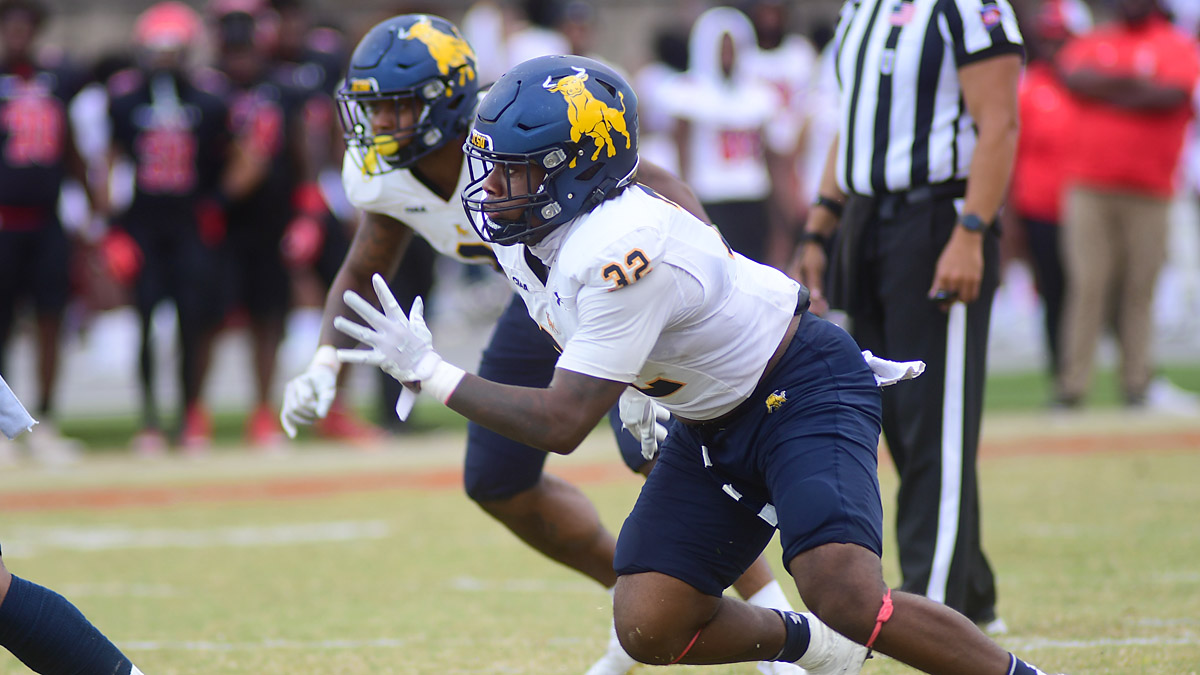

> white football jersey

[
  {"left": 340, "top": 150, "right": 495, "bottom": 266},
  {"left": 491, "top": 185, "right": 801, "bottom": 421}
]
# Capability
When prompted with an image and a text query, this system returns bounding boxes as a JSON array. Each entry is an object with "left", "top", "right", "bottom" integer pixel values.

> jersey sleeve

[
  {"left": 553, "top": 220, "right": 672, "bottom": 382},
  {"left": 572, "top": 220, "right": 668, "bottom": 293},
  {"left": 944, "top": 0, "right": 1026, "bottom": 67},
  {"left": 555, "top": 258, "right": 678, "bottom": 383}
]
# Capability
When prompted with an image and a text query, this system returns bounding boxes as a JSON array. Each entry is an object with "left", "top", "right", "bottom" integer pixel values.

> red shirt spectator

[
  {"left": 1059, "top": 15, "right": 1200, "bottom": 197},
  {"left": 1011, "top": 61, "right": 1076, "bottom": 221}
]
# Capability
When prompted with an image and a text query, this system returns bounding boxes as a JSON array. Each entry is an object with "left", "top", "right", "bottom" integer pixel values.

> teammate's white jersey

[
  {"left": 340, "top": 150, "right": 495, "bottom": 266},
  {"left": 491, "top": 185, "right": 801, "bottom": 421}
]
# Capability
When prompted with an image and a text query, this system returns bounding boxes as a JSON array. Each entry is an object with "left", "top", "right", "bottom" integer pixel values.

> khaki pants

[{"left": 1058, "top": 185, "right": 1169, "bottom": 401}]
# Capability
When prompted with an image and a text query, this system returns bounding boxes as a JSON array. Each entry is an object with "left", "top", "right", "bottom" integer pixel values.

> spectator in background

[
  {"left": 210, "top": 0, "right": 339, "bottom": 449},
  {"left": 665, "top": 6, "right": 781, "bottom": 266},
  {"left": 633, "top": 25, "right": 689, "bottom": 176},
  {"left": 742, "top": 0, "right": 817, "bottom": 269},
  {"left": 0, "top": 0, "right": 92, "bottom": 465},
  {"left": 1008, "top": 0, "right": 1091, "bottom": 381},
  {"left": 103, "top": 1, "right": 231, "bottom": 455},
  {"left": 267, "top": 0, "right": 386, "bottom": 440},
  {"left": 504, "top": 0, "right": 570, "bottom": 69},
  {"left": 1055, "top": 0, "right": 1200, "bottom": 410}
]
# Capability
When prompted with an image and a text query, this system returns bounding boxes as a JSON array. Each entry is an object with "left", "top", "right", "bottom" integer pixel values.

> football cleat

[
  {"left": 131, "top": 428, "right": 169, "bottom": 459},
  {"left": 179, "top": 404, "right": 213, "bottom": 455},
  {"left": 246, "top": 404, "right": 287, "bottom": 451},
  {"left": 758, "top": 659, "right": 808, "bottom": 674}
]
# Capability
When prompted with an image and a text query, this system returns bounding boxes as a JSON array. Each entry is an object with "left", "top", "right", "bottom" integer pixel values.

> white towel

[
  {"left": 862, "top": 350, "right": 926, "bottom": 387},
  {"left": 0, "top": 374, "right": 37, "bottom": 440}
]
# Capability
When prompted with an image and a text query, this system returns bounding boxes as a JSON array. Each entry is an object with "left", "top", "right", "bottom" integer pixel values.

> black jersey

[
  {"left": 107, "top": 68, "right": 230, "bottom": 222},
  {"left": 221, "top": 68, "right": 319, "bottom": 239},
  {"left": 0, "top": 55, "right": 82, "bottom": 214}
]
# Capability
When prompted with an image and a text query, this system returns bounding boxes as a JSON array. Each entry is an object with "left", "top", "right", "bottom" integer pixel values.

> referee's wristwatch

[{"left": 958, "top": 213, "right": 991, "bottom": 233}]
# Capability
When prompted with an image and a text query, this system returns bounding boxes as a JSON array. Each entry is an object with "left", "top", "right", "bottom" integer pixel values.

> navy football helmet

[
  {"left": 461, "top": 54, "right": 639, "bottom": 246},
  {"left": 336, "top": 14, "right": 479, "bottom": 174}
]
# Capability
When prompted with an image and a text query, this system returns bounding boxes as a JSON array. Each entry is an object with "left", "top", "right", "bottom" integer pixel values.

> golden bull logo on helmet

[
  {"left": 397, "top": 16, "right": 476, "bottom": 91},
  {"left": 542, "top": 67, "right": 630, "bottom": 168}
]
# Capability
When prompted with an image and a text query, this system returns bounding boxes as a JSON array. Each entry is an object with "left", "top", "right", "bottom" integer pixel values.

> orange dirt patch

[{"left": 1, "top": 429, "right": 1196, "bottom": 512}]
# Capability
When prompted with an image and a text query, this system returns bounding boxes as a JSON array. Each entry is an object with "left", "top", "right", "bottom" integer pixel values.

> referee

[{"left": 791, "top": 0, "right": 1023, "bottom": 630}]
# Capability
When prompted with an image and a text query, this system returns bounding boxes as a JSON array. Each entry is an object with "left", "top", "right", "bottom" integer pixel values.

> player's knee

[
  {"left": 465, "top": 476, "right": 538, "bottom": 518},
  {"left": 800, "top": 577, "right": 882, "bottom": 643},
  {"left": 612, "top": 580, "right": 704, "bottom": 664}
]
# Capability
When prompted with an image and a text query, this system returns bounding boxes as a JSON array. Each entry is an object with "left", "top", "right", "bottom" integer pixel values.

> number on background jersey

[
  {"left": 2, "top": 96, "right": 63, "bottom": 166},
  {"left": 135, "top": 128, "right": 197, "bottom": 193},
  {"left": 602, "top": 249, "right": 650, "bottom": 289},
  {"left": 718, "top": 130, "right": 760, "bottom": 162}
]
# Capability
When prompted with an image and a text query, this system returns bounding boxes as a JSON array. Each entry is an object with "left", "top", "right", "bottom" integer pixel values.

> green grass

[
  {"left": 1, "top": 428, "right": 1199, "bottom": 674},
  {"left": 984, "top": 364, "right": 1200, "bottom": 411},
  {"left": 53, "top": 364, "right": 1200, "bottom": 451}
]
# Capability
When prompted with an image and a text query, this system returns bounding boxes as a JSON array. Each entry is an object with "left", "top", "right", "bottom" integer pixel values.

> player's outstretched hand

[
  {"left": 618, "top": 388, "right": 671, "bottom": 460},
  {"left": 334, "top": 274, "right": 443, "bottom": 385},
  {"left": 280, "top": 346, "right": 339, "bottom": 439}
]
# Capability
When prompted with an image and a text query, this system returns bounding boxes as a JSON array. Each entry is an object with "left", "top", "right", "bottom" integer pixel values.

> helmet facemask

[
  {"left": 337, "top": 77, "right": 452, "bottom": 175},
  {"left": 462, "top": 141, "right": 583, "bottom": 246}
]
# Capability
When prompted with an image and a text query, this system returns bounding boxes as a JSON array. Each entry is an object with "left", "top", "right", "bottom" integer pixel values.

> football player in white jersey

[
  {"left": 335, "top": 55, "right": 1069, "bottom": 675},
  {"left": 279, "top": 16, "right": 806, "bottom": 675}
]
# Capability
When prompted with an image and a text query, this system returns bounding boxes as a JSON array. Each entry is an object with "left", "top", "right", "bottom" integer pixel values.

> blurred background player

[
  {"left": 208, "top": 0, "right": 343, "bottom": 448},
  {"left": 742, "top": 0, "right": 817, "bottom": 270},
  {"left": 662, "top": 6, "right": 782, "bottom": 267},
  {"left": 1006, "top": 0, "right": 1091, "bottom": 383},
  {"left": 102, "top": 1, "right": 231, "bottom": 455},
  {"left": 282, "top": 15, "right": 806, "bottom": 675},
  {"left": 0, "top": 0, "right": 92, "bottom": 465}
]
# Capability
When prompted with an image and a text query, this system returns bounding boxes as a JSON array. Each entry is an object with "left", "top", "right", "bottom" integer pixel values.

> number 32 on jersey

[{"left": 602, "top": 249, "right": 650, "bottom": 290}]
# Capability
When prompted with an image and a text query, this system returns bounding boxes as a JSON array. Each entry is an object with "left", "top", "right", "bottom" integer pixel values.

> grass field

[{"left": 2, "top": 373, "right": 1200, "bottom": 674}]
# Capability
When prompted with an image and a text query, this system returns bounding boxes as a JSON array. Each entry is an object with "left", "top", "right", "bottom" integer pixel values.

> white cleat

[
  {"left": 583, "top": 621, "right": 638, "bottom": 675},
  {"left": 794, "top": 612, "right": 867, "bottom": 675},
  {"left": 759, "top": 659, "right": 809, "bottom": 674}
]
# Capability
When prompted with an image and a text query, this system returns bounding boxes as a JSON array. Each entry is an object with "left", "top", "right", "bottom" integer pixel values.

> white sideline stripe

[
  {"left": 927, "top": 302, "right": 966, "bottom": 604},
  {"left": 115, "top": 635, "right": 1200, "bottom": 653},
  {"left": 2, "top": 520, "right": 390, "bottom": 558}
]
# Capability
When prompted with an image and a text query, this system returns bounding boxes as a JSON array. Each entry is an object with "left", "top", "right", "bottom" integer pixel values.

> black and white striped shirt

[{"left": 832, "top": 0, "right": 1024, "bottom": 196}]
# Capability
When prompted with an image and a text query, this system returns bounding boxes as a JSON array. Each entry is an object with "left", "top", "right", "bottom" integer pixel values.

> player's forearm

[
  {"left": 962, "top": 113, "right": 1018, "bottom": 223},
  {"left": 319, "top": 214, "right": 412, "bottom": 347},
  {"left": 444, "top": 375, "right": 597, "bottom": 455}
]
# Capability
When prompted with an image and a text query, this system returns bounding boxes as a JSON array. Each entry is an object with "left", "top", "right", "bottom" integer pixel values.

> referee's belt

[{"left": 869, "top": 179, "right": 967, "bottom": 219}]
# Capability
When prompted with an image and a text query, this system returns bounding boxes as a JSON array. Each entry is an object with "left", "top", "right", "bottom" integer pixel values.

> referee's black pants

[{"left": 833, "top": 189, "right": 1001, "bottom": 623}]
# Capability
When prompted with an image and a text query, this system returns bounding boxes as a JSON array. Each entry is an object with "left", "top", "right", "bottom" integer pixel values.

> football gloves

[
  {"left": 334, "top": 274, "right": 443, "bottom": 385},
  {"left": 280, "top": 346, "right": 340, "bottom": 439},
  {"left": 618, "top": 387, "right": 671, "bottom": 461}
]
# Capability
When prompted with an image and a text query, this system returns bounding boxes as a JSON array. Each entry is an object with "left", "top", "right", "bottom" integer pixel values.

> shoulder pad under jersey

[{"left": 560, "top": 197, "right": 669, "bottom": 293}]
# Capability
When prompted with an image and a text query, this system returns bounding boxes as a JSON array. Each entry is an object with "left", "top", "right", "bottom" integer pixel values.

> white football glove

[
  {"left": 280, "top": 345, "right": 339, "bottom": 439},
  {"left": 618, "top": 388, "right": 671, "bottom": 461},
  {"left": 334, "top": 273, "right": 442, "bottom": 384}
]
